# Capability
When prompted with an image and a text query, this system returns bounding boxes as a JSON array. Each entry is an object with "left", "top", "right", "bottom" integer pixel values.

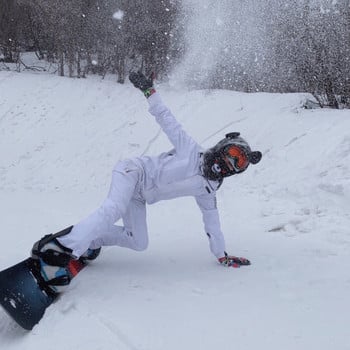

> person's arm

[
  {"left": 129, "top": 71, "right": 196, "bottom": 153},
  {"left": 195, "top": 194, "right": 226, "bottom": 259},
  {"left": 196, "top": 194, "right": 251, "bottom": 268}
]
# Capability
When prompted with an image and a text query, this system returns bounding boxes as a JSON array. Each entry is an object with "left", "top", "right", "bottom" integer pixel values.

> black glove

[{"left": 129, "top": 71, "right": 154, "bottom": 92}]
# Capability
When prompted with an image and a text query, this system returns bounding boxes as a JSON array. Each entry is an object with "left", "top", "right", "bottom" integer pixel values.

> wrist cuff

[{"left": 143, "top": 87, "right": 156, "bottom": 98}]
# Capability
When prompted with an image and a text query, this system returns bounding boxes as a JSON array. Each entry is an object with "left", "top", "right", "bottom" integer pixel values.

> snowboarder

[{"left": 31, "top": 71, "right": 262, "bottom": 293}]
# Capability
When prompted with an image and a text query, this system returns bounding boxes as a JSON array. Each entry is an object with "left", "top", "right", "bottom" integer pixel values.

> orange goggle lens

[{"left": 225, "top": 145, "right": 249, "bottom": 170}]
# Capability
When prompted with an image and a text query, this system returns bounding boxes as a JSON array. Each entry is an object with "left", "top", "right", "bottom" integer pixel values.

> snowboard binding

[{"left": 31, "top": 226, "right": 101, "bottom": 293}]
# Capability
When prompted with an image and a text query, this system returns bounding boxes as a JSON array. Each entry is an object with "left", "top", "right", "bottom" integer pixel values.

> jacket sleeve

[
  {"left": 147, "top": 92, "right": 196, "bottom": 154},
  {"left": 195, "top": 194, "right": 226, "bottom": 259}
]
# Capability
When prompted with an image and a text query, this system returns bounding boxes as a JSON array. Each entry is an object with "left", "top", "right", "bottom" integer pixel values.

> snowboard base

[{"left": 0, "top": 257, "right": 86, "bottom": 330}]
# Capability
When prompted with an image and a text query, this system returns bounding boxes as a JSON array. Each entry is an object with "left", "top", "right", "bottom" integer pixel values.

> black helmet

[{"left": 202, "top": 132, "right": 262, "bottom": 181}]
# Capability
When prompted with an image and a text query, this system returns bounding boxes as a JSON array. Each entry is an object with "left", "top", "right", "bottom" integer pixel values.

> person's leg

[
  {"left": 58, "top": 161, "right": 142, "bottom": 257},
  {"left": 31, "top": 160, "right": 143, "bottom": 292},
  {"left": 89, "top": 196, "right": 148, "bottom": 251}
]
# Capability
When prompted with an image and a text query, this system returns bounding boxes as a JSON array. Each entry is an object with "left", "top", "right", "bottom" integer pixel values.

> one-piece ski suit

[{"left": 58, "top": 92, "right": 226, "bottom": 259}]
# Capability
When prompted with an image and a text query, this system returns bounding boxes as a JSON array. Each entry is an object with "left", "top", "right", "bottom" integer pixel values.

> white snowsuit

[{"left": 59, "top": 93, "right": 226, "bottom": 259}]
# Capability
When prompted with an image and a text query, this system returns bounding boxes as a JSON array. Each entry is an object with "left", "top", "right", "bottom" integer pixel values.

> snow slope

[{"left": 0, "top": 71, "right": 350, "bottom": 350}]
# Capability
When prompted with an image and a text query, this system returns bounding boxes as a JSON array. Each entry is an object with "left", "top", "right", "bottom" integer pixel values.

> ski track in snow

[
  {"left": 140, "top": 128, "right": 162, "bottom": 156},
  {"left": 199, "top": 117, "right": 248, "bottom": 145},
  {"left": 0, "top": 71, "right": 350, "bottom": 350},
  {"left": 96, "top": 315, "right": 140, "bottom": 350}
]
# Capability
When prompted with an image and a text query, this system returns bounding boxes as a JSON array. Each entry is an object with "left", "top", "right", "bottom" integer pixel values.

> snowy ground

[{"left": 0, "top": 71, "right": 350, "bottom": 350}]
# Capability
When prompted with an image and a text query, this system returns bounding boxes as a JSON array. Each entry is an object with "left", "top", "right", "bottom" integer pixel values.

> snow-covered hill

[{"left": 0, "top": 71, "right": 349, "bottom": 350}]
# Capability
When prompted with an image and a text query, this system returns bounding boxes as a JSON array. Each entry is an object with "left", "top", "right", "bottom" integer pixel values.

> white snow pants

[{"left": 58, "top": 160, "right": 148, "bottom": 258}]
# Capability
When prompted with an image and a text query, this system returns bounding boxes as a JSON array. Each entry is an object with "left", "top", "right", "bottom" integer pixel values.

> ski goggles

[{"left": 224, "top": 145, "right": 249, "bottom": 172}]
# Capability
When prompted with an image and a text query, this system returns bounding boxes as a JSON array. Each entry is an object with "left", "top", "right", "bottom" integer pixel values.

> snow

[
  {"left": 1, "top": 71, "right": 350, "bottom": 349},
  {"left": 112, "top": 10, "right": 124, "bottom": 21}
]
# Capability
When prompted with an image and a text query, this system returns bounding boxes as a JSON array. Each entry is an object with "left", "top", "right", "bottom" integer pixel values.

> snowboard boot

[
  {"left": 80, "top": 247, "right": 102, "bottom": 262},
  {"left": 31, "top": 227, "right": 76, "bottom": 294}
]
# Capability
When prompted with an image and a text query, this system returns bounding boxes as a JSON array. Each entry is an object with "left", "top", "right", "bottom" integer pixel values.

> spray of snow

[
  {"left": 112, "top": 10, "right": 124, "bottom": 21},
  {"left": 172, "top": 0, "right": 227, "bottom": 87},
  {"left": 171, "top": 0, "right": 267, "bottom": 89}
]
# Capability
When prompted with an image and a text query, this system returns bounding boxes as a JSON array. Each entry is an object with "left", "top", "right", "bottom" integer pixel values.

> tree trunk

[
  {"left": 77, "top": 51, "right": 81, "bottom": 78},
  {"left": 325, "top": 77, "right": 339, "bottom": 109},
  {"left": 68, "top": 50, "right": 74, "bottom": 78},
  {"left": 116, "top": 54, "right": 125, "bottom": 84},
  {"left": 58, "top": 50, "right": 64, "bottom": 76}
]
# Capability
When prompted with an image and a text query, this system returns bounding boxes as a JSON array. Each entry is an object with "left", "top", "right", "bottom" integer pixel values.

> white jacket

[{"left": 134, "top": 93, "right": 226, "bottom": 258}]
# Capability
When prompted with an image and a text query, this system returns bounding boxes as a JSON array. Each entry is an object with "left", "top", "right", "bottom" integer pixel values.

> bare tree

[{"left": 0, "top": 0, "right": 22, "bottom": 63}]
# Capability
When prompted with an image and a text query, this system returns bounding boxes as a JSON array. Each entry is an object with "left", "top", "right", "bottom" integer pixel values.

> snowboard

[{"left": 0, "top": 256, "right": 86, "bottom": 330}]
